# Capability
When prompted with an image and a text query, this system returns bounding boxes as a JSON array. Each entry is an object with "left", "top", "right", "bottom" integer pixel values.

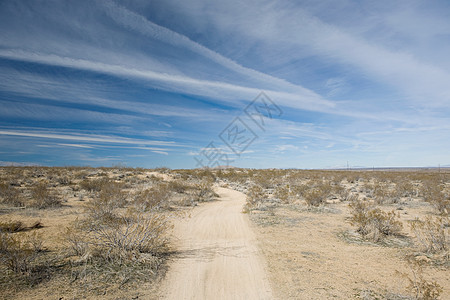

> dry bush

[
  {"left": 395, "top": 180, "right": 417, "bottom": 199},
  {"left": 364, "top": 181, "right": 398, "bottom": 204},
  {"left": 0, "top": 183, "right": 24, "bottom": 207},
  {"left": 133, "top": 183, "right": 171, "bottom": 211},
  {"left": 338, "top": 187, "right": 358, "bottom": 202},
  {"left": 349, "top": 200, "right": 403, "bottom": 242},
  {"left": 90, "top": 211, "right": 169, "bottom": 260},
  {"left": 243, "top": 185, "right": 265, "bottom": 212},
  {"left": 303, "top": 188, "right": 328, "bottom": 207},
  {"left": 274, "top": 185, "right": 290, "bottom": 204},
  {"left": 398, "top": 258, "right": 443, "bottom": 300},
  {"left": 83, "top": 180, "right": 127, "bottom": 221},
  {"left": 69, "top": 209, "right": 170, "bottom": 265},
  {"left": 192, "top": 179, "right": 218, "bottom": 202},
  {"left": 0, "top": 231, "right": 42, "bottom": 274},
  {"left": 70, "top": 178, "right": 172, "bottom": 266},
  {"left": 410, "top": 216, "right": 449, "bottom": 254},
  {"left": 253, "top": 173, "right": 275, "bottom": 189},
  {"left": 79, "top": 177, "right": 111, "bottom": 193},
  {"left": 31, "top": 182, "right": 62, "bottom": 208},
  {"left": 290, "top": 183, "right": 309, "bottom": 199},
  {"left": 167, "top": 179, "right": 190, "bottom": 194},
  {"left": 0, "top": 220, "right": 25, "bottom": 233},
  {"left": 421, "top": 181, "right": 449, "bottom": 215},
  {"left": 56, "top": 175, "right": 71, "bottom": 185}
]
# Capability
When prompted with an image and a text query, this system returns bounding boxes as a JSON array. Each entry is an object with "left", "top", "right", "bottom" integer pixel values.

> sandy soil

[
  {"left": 250, "top": 204, "right": 450, "bottom": 299},
  {"left": 160, "top": 187, "right": 273, "bottom": 300}
]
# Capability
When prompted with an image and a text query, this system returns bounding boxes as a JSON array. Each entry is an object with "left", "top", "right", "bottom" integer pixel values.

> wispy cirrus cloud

[
  {"left": 0, "top": 129, "right": 178, "bottom": 147},
  {"left": 0, "top": 0, "right": 448, "bottom": 168}
]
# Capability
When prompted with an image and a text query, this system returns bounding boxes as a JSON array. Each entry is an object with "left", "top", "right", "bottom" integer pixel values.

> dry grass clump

[{"left": 349, "top": 199, "right": 403, "bottom": 242}]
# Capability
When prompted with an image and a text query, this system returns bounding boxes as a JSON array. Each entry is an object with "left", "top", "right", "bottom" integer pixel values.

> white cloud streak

[{"left": 0, "top": 129, "right": 178, "bottom": 147}]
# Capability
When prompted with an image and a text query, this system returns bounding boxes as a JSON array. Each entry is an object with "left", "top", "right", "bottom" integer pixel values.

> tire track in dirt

[{"left": 161, "top": 187, "right": 273, "bottom": 300}]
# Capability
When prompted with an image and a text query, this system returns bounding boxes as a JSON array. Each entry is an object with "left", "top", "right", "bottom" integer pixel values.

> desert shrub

[
  {"left": 365, "top": 181, "right": 398, "bottom": 204},
  {"left": 133, "top": 183, "right": 171, "bottom": 211},
  {"left": 395, "top": 180, "right": 417, "bottom": 199},
  {"left": 290, "top": 183, "right": 309, "bottom": 198},
  {"left": 89, "top": 211, "right": 169, "bottom": 261},
  {"left": 31, "top": 182, "right": 61, "bottom": 208},
  {"left": 0, "top": 220, "right": 25, "bottom": 233},
  {"left": 79, "top": 177, "right": 110, "bottom": 193},
  {"left": 349, "top": 200, "right": 403, "bottom": 242},
  {"left": 0, "top": 232, "right": 41, "bottom": 274},
  {"left": 398, "top": 257, "right": 443, "bottom": 300},
  {"left": 69, "top": 209, "right": 170, "bottom": 265},
  {"left": 421, "top": 181, "right": 449, "bottom": 215},
  {"left": 253, "top": 174, "right": 275, "bottom": 189},
  {"left": 97, "top": 180, "right": 127, "bottom": 206},
  {"left": 167, "top": 179, "right": 190, "bottom": 193},
  {"left": 83, "top": 180, "right": 127, "bottom": 222},
  {"left": 243, "top": 185, "right": 265, "bottom": 212},
  {"left": 429, "top": 195, "right": 449, "bottom": 217},
  {"left": 303, "top": 188, "right": 328, "bottom": 207},
  {"left": 57, "top": 175, "right": 71, "bottom": 185},
  {"left": 410, "top": 216, "right": 449, "bottom": 254},
  {"left": 0, "top": 183, "right": 24, "bottom": 207},
  {"left": 274, "top": 185, "right": 290, "bottom": 204},
  {"left": 338, "top": 188, "right": 358, "bottom": 202},
  {"left": 192, "top": 180, "right": 218, "bottom": 202}
]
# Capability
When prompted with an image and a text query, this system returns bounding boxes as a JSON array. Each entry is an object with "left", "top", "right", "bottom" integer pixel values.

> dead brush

[
  {"left": 397, "top": 257, "right": 443, "bottom": 300},
  {"left": 31, "top": 182, "right": 62, "bottom": 208},
  {"left": 421, "top": 181, "right": 449, "bottom": 216},
  {"left": 84, "top": 180, "right": 127, "bottom": 222},
  {"left": 409, "top": 216, "right": 449, "bottom": 255},
  {"left": 0, "top": 182, "right": 24, "bottom": 207},
  {"left": 349, "top": 199, "right": 403, "bottom": 242},
  {"left": 303, "top": 187, "right": 329, "bottom": 207},
  {"left": 79, "top": 177, "right": 111, "bottom": 193},
  {"left": 167, "top": 179, "right": 190, "bottom": 194},
  {"left": 68, "top": 209, "right": 171, "bottom": 265},
  {"left": 0, "top": 220, "right": 25, "bottom": 233},
  {"left": 243, "top": 185, "right": 265, "bottom": 213},
  {"left": 192, "top": 179, "right": 218, "bottom": 202},
  {"left": 132, "top": 183, "right": 171, "bottom": 211},
  {"left": 274, "top": 185, "right": 290, "bottom": 204},
  {"left": 0, "top": 231, "right": 43, "bottom": 274}
]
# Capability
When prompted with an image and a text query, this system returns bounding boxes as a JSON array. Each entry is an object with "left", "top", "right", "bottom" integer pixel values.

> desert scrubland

[{"left": 0, "top": 167, "right": 449, "bottom": 299}]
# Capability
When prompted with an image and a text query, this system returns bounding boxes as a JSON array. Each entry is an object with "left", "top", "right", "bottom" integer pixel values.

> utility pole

[{"left": 347, "top": 161, "right": 349, "bottom": 170}]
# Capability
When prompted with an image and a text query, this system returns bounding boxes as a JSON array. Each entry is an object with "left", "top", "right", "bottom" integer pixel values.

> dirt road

[{"left": 160, "top": 187, "right": 273, "bottom": 300}]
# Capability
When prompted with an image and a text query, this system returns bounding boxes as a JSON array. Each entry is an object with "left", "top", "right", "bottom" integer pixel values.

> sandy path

[{"left": 160, "top": 187, "right": 273, "bottom": 300}]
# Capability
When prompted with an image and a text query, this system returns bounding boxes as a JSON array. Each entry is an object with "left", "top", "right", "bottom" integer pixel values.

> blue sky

[{"left": 0, "top": 0, "right": 449, "bottom": 169}]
